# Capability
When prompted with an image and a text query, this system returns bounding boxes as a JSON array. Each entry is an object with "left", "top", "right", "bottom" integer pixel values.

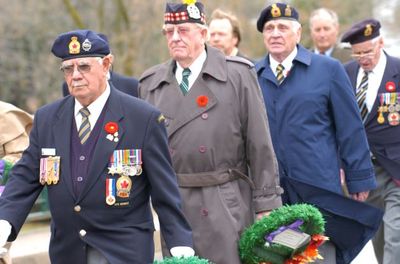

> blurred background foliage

[{"left": 1, "top": 0, "right": 398, "bottom": 112}]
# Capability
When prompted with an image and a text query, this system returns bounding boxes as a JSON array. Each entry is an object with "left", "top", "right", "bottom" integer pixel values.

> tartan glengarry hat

[
  {"left": 164, "top": 0, "right": 206, "bottom": 25},
  {"left": 51, "top": 29, "right": 110, "bottom": 61},
  {"left": 341, "top": 18, "right": 381, "bottom": 44},
  {"left": 257, "top": 3, "right": 299, "bottom": 32}
]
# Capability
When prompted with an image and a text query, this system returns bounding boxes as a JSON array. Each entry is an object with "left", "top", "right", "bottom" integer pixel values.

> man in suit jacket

[
  {"left": 342, "top": 18, "right": 400, "bottom": 264},
  {"left": 256, "top": 3, "right": 382, "bottom": 263},
  {"left": 0, "top": 29, "right": 193, "bottom": 264},
  {"left": 309, "top": 8, "right": 352, "bottom": 63},
  {"left": 62, "top": 33, "right": 138, "bottom": 98},
  {"left": 139, "top": 1, "right": 282, "bottom": 263}
]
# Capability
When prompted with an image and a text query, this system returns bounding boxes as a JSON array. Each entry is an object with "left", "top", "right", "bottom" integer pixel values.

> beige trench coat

[
  {"left": 0, "top": 101, "right": 32, "bottom": 163},
  {"left": 139, "top": 46, "right": 282, "bottom": 264}
]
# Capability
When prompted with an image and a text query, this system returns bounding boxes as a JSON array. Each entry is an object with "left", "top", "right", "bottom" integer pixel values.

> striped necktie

[
  {"left": 356, "top": 71, "right": 369, "bottom": 123},
  {"left": 180, "top": 68, "right": 191, "bottom": 95},
  {"left": 78, "top": 108, "right": 91, "bottom": 144},
  {"left": 276, "top": 64, "right": 285, "bottom": 85}
]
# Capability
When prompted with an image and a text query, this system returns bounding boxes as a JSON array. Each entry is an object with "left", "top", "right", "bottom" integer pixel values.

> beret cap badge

[
  {"left": 68, "top": 36, "right": 80, "bottom": 55},
  {"left": 364, "top": 24, "right": 373, "bottom": 37},
  {"left": 271, "top": 4, "right": 281, "bottom": 18},
  {"left": 82, "top": 38, "right": 92, "bottom": 52},
  {"left": 284, "top": 5, "right": 292, "bottom": 17}
]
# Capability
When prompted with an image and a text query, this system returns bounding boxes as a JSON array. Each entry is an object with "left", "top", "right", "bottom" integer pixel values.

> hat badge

[
  {"left": 68, "top": 36, "right": 80, "bottom": 55},
  {"left": 187, "top": 4, "right": 201, "bottom": 19},
  {"left": 82, "top": 38, "right": 92, "bottom": 52},
  {"left": 364, "top": 24, "right": 373, "bottom": 37},
  {"left": 284, "top": 5, "right": 292, "bottom": 17},
  {"left": 271, "top": 4, "right": 281, "bottom": 18}
]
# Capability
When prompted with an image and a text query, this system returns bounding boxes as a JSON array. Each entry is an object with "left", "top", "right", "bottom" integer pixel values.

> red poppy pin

[
  {"left": 386, "top": 81, "right": 396, "bottom": 92},
  {"left": 105, "top": 122, "right": 119, "bottom": 142},
  {"left": 196, "top": 95, "right": 209, "bottom": 107}
]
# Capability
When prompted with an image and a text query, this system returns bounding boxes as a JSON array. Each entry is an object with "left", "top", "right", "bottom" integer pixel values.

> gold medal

[
  {"left": 116, "top": 176, "right": 132, "bottom": 198},
  {"left": 377, "top": 111, "right": 385, "bottom": 124}
]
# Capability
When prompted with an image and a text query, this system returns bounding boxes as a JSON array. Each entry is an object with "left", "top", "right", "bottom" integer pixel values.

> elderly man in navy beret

[
  {"left": 342, "top": 18, "right": 400, "bottom": 264},
  {"left": 255, "top": 3, "right": 383, "bottom": 264},
  {"left": 0, "top": 29, "right": 194, "bottom": 264}
]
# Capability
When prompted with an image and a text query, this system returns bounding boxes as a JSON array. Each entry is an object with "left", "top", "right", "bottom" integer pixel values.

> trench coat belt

[{"left": 176, "top": 167, "right": 255, "bottom": 189}]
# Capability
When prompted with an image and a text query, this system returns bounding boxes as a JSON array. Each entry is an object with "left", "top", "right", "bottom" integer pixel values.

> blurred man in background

[
  {"left": 208, "top": 8, "right": 252, "bottom": 61},
  {"left": 309, "top": 8, "right": 351, "bottom": 63}
]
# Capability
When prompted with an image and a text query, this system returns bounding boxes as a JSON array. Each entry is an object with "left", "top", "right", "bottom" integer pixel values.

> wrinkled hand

[
  {"left": 170, "top": 246, "right": 195, "bottom": 257},
  {"left": 256, "top": 210, "right": 271, "bottom": 220},
  {"left": 351, "top": 191, "right": 369, "bottom": 202},
  {"left": 0, "top": 220, "right": 11, "bottom": 254}
]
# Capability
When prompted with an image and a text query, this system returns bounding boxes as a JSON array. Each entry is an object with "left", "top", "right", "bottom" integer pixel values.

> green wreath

[
  {"left": 239, "top": 203, "right": 326, "bottom": 264},
  {"left": 154, "top": 256, "right": 213, "bottom": 264},
  {"left": 0, "top": 159, "right": 13, "bottom": 185}
]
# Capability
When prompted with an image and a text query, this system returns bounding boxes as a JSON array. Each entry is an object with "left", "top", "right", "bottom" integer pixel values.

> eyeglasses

[
  {"left": 162, "top": 26, "right": 196, "bottom": 39},
  {"left": 60, "top": 63, "right": 92, "bottom": 76},
  {"left": 350, "top": 44, "right": 379, "bottom": 60}
]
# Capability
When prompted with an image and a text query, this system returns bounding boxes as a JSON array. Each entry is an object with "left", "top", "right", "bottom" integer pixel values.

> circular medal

[
  {"left": 128, "top": 166, "right": 137, "bottom": 176},
  {"left": 396, "top": 104, "right": 400, "bottom": 112},
  {"left": 136, "top": 165, "right": 142, "bottom": 176},
  {"left": 106, "top": 195, "right": 116, "bottom": 205},
  {"left": 377, "top": 112, "right": 385, "bottom": 124},
  {"left": 116, "top": 176, "right": 132, "bottom": 198},
  {"left": 388, "top": 104, "right": 396, "bottom": 113},
  {"left": 388, "top": 112, "right": 400, "bottom": 126}
]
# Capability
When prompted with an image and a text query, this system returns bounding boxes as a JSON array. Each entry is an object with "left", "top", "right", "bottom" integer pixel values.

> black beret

[
  {"left": 257, "top": 3, "right": 299, "bottom": 32},
  {"left": 164, "top": 0, "right": 206, "bottom": 25},
  {"left": 51, "top": 29, "right": 110, "bottom": 61},
  {"left": 341, "top": 19, "right": 381, "bottom": 44}
]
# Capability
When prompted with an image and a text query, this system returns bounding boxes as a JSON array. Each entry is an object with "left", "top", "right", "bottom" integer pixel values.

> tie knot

[
  {"left": 276, "top": 64, "right": 284, "bottom": 72},
  {"left": 79, "top": 108, "right": 90, "bottom": 118},
  {"left": 182, "top": 68, "right": 191, "bottom": 78}
]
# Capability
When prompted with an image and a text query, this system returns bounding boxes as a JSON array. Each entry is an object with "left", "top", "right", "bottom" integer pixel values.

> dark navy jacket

[
  {"left": 345, "top": 53, "right": 400, "bottom": 180},
  {"left": 256, "top": 45, "right": 382, "bottom": 264},
  {"left": 63, "top": 71, "right": 139, "bottom": 97},
  {"left": 0, "top": 87, "right": 192, "bottom": 264}
]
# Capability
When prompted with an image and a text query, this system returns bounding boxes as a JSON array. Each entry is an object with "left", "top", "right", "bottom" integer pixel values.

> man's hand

[
  {"left": 170, "top": 246, "right": 195, "bottom": 257},
  {"left": 0, "top": 220, "right": 11, "bottom": 253},
  {"left": 351, "top": 191, "right": 369, "bottom": 202}
]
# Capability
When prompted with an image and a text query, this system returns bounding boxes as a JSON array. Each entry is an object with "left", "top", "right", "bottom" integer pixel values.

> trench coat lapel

[
  {"left": 77, "top": 88, "right": 124, "bottom": 202},
  {"left": 53, "top": 97, "right": 75, "bottom": 199},
  {"left": 167, "top": 78, "right": 218, "bottom": 137}
]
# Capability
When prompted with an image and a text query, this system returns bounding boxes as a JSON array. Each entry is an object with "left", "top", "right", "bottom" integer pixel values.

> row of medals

[
  {"left": 106, "top": 164, "right": 142, "bottom": 205},
  {"left": 377, "top": 93, "right": 400, "bottom": 126}
]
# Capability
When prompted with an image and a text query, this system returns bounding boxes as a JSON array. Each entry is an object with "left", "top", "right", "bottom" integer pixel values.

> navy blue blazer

[
  {"left": 345, "top": 53, "right": 400, "bottom": 180},
  {"left": 0, "top": 87, "right": 192, "bottom": 264},
  {"left": 62, "top": 71, "right": 139, "bottom": 97}
]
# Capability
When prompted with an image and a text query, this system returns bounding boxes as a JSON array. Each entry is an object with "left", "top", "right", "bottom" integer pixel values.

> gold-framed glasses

[{"left": 60, "top": 63, "right": 92, "bottom": 76}]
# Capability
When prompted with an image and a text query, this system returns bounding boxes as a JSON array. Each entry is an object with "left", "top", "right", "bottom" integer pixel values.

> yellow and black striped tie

[
  {"left": 356, "top": 71, "right": 369, "bottom": 123},
  {"left": 276, "top": 64, "right": 285, "bottom": 85},
  {"left": 78, "top": 108, "right": 91, "bottom": 144}
]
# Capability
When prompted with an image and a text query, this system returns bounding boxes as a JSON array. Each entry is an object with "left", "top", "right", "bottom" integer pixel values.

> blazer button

[
  {"left": 199, "top": 146, "right": 207, "bottom": 153},
  {"left": 79, "top": 229, "right": 86, "bottom": 237},
  {"left": 201, "top": 113, "right": 208, "bottom": 120},
  {"left": 74, "top": 205, "right": 81, "bottom": 212}
]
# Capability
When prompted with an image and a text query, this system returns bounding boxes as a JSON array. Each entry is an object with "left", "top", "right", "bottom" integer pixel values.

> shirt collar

[
  {"left": 269, "top": 46, "right": 298, "bottom": 75},
  {"left": 175, "top": 49, "right": 207, "bottom": 84},
  {"left": 74, "top": 82, "right": 111, "bottom": 123}
]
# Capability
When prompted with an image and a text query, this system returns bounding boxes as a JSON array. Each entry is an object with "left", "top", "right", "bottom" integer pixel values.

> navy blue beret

[
  {"left": 341, "top": 19, "right": 381, "bottom": 44},
  {"left": 257, "top": 3, "right": 299, "bottom": 32},
  {"left": 164, "top": 0, "right": 206, "bottom": 25},
  {"left": 51, "top": 29, "right": 110, "bottom": 61}
]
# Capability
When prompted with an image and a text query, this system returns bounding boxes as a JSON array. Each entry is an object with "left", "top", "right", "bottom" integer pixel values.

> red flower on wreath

[
  {"left": 197, "top": 95, "right": 209, "bottom": 107},
  {"left": 105, "top": 122, "right": 118, "bottom": 134}
]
